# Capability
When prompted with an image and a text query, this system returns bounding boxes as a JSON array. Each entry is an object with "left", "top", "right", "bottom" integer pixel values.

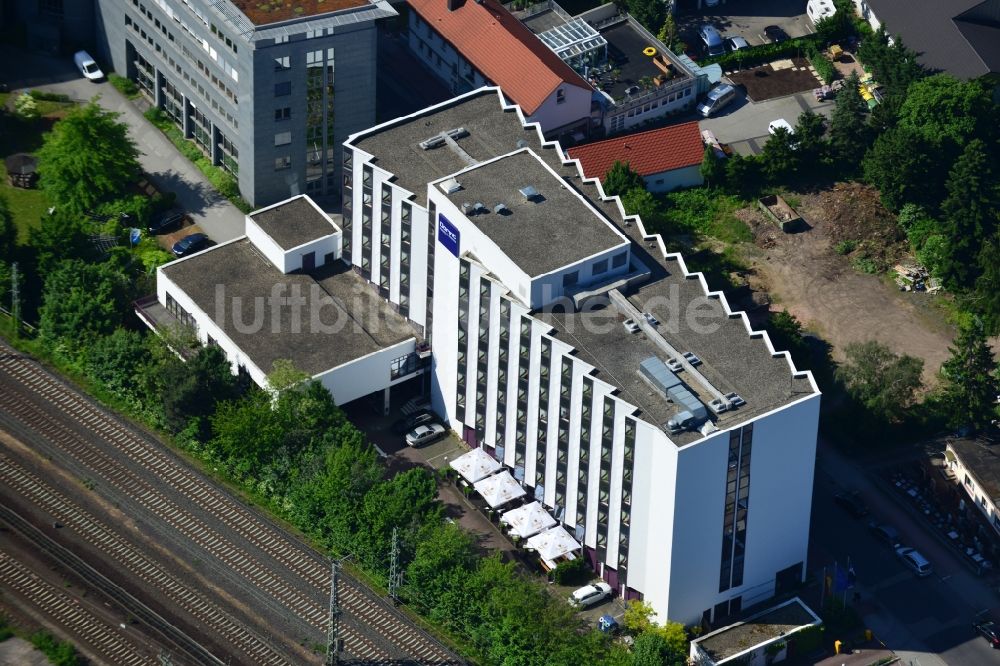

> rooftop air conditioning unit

[
  {"left": 519, "top": 185, "right": 539, "bottom": 201},
  {"left": 494, "top": 203, "right": 510, "bottom": 215},
  {"left": 622, "top": 319, "right": 640, "bottom": 334},
  {"left": 643, "top": 312, "right": 659, "bottom": 326},
  {"left": 665, "top": 358, "right": 683, "bottom": 372},
  {"left": 473, "top": 202, "right": 487, "bottom": 214},
  {"left": 708, "top": 398, "right": 729, "bottom": 414},
  {"left": 683, "top": 352, "right": 702, "bottom": 366},
  {"left": 725, "top": 392, "right": 746, "bottom": 408},
  {"left": 442, "top": 178, "right": 462, "bottom": 194}
]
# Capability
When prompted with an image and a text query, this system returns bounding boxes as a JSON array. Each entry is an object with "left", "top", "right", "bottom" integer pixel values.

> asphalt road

[{"left": 811, "top": 440, "right": 1000, "bottom": 666}]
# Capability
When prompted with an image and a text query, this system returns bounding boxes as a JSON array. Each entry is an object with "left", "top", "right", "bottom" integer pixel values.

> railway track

[
  {"left": 0, "top": 346, "right": 461, "bottom": 664},
  {"left": 0, "top": 547, "right": 150, "bottom": 665},
  {"left": 0, "top": 454, "right": 289, "bottom": 665}
]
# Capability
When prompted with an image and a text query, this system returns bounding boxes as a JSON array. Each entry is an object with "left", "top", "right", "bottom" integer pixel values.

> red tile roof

[
  {"left": 407, "top": 0, "right": 591, "bottom": 115},
  {"left": 568, "top": 122, "right": 705, "bottom": 181}
]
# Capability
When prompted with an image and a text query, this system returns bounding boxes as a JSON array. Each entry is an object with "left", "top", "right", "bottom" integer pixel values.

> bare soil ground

[
  {"left": 728, "top": 57, "right": 820, "bottom": 102},
  {"left": 738, "top": 183, "right": 956, "bottom": 382}
]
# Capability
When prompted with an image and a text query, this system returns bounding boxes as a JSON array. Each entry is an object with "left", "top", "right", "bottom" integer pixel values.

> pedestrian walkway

[{"left": 0, "top": 46, "right": 246, "bottom": 243}]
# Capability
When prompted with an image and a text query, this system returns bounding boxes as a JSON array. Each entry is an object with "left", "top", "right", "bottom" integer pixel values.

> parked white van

[
  {"left": 698, "top": 83, "right": 737, "bottom": 117},
  {"left": 74, "top": 51, "right": 104, "bottom": 81}
]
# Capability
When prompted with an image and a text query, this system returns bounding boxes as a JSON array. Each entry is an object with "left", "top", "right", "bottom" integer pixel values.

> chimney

[{"left": 447, "top": 0, "right": 461, "bottom": 10}]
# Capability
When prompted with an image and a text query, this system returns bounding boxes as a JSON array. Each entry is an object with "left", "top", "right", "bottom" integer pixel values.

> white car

[
  {"left": 726, "top": 36, "right": 750, "bottom": 52},
  {"left": 768, "top": 118, "right": 795, "bottom": 136},
  {"left": 895, "top": 546, "right": 933, "bottom": 577},
  {"left": 74, "top": 51, "right": 104, "bottom": 81},
  {"left": 568, "top": 582, "right": 612, "bottom": 608},
  {"left": 405, "top": 422, "right": 446, "bottom": 447}
]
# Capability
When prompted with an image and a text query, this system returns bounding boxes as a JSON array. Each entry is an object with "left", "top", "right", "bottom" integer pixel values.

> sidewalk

[{"left": 0, "top": 46, "right": 245, "bottom": 243}]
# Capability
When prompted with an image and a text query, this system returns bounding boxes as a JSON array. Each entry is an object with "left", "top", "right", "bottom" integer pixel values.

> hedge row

[{"left": 702, "top": 36, "right": 824, "bottom": 71}]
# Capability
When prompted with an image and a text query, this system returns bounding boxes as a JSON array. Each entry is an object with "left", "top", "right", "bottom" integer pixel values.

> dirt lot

[
  {"left": 738, "top": 183, "right": 956, "bottom": 382},
  {"left": 728, "top": 57, "right": 821, "bottom": 102}
]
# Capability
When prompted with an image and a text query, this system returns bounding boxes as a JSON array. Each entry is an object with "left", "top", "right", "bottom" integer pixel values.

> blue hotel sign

[{"left": 438, "top": 214, "right": 460, "bottom": 258}]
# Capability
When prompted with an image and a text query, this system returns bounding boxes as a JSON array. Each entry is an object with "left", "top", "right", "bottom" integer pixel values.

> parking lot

[{"left": 678, "top": 0, "right": 814, "bottom": 53}]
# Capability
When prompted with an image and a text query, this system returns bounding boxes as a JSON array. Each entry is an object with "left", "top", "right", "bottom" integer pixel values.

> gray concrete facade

[{"left": 87, "top": 0, "right": 393, "bottom": 207}]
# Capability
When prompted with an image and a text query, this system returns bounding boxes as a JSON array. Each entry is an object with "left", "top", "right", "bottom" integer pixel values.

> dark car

[
  {"left": 149, "top": 209, "right": 185, "bottom": 235},
  {"left": 763, "top": 25, "right": 789, "bottom": 43},
  {"left": 392, "top": 409, "right": 438, "bottom": 434},
  {"left": 834, "top": 491, "right": 870, "bottom": 518},
  {"left": 869, "top": 522, "right": 900, "bottom": 548},
  {"left": 975, "top": 620, "right": 1000, "bottom": 648},
  {"left": 171, "top": 233, "right": 209, "bottom": 258}
]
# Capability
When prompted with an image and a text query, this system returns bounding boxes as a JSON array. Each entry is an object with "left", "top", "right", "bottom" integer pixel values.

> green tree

[
  {"left": 0, "top": 195, "right": 15, "bottom": 262},
  {"left": 793, "top": 110, "right": 829, "bottom": 173},
  {"left": 862, "top": 126, "right": 937, "bottom": 210},
  {"left": 835, "top": 341, "right": 924, "bottom": 423},
  {"left": 700, "top": 146, "right": 726, "bottom": 188},
  {"left": 657, "top": 13, "right": 678, "bottom": 50},
  {"left": 632, "top": 628, "right": 686, "bottom": 666},
  {"left": 941, "top": 321, "right": 999, "bottom": 432},
  {"left": 973, "top": 236, "right": 1000, "bottom": 334},
  {"left": 29, "top": 209, "right": 102, "bottom": 274},
  {"left": 36, "top": 102, "right": 141, "bottom": 214},
  {"left": 723, "top": 154, "right": 764, "bottom": 198},
  {"left": 84, "top": 329, "right": 155, "bottom": 408},
  {"left": 760, "top": 125, "right": 798, "bottom": 183},
  {"left": 829, "top": 72, "right": 871, "bottom": 166},
  {"left": 267, "top": 358, "right": 311, "bottom": 391},
  {"left": 856, "top": 29, "right": 926, "bottom": 101},
  {"left": 38, "top": 259, "right": 132, "bottom": 351},
  {"left": 355, "top": 468, "right": 441, "bottom": 574},
  {"left": 936, "top": 139, "right": 1000, "bottom": 289},
  {"left": 626, "top": 0, "right": 665, "bottom": 33},
  {"left": 620, "top": 187, "right": 665, "bottom": 231},
  {"left": 161, "top": 344, "right": 240, "bottom": 432},
  {"left": 896, "top": 74, "right": 995, "bottom": 149},
  {"left": 603, "top": 160, "right": 645, "bottom": 197}
]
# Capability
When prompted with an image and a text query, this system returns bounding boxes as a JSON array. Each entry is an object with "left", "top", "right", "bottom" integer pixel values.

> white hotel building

[{"left": 142, "top": 87, "right": 821, "bottom": 628}]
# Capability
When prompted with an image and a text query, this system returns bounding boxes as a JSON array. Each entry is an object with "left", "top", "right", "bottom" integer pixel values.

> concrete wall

[
  {"left": 315, "top": 338, "right": 418, "bottom": 405},
  {"left": 644, "top": 165, "right": 703, "bottom": 193}
]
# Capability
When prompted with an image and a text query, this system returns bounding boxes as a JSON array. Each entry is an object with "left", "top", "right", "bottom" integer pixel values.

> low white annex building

[{"left": 144, "top": 86, "right": 821, "bottom": 629}]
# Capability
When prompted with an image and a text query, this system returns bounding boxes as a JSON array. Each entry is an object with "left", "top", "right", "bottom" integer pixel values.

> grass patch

[
  {"left": 659, "top": 188, "right": 751, "bottom": 244},
  {"left": 852, "top": 254, "right": 879, "bottom": 274},
  {"left": 143, "top": 108, "right": 251, "bottom": 213},
  {"left": 0, "top": 96, "right": 76, "bottom": 242},
  {"left": 834, "top": 239, "right": 857, "bottom": 255},
  {"left": 108, "top": 73, "right": 140, "bottom": 100}
]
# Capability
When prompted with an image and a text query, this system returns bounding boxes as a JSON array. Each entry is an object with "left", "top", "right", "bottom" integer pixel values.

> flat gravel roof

[
  {"left": 250, "top": 197, "right": 337, "bottom": 251},
  {"left": 161, "top": 240, "right": 415, "bottom": 376},
  {"left": 440, "top": 150, "right": 626, "bottom": 276}
]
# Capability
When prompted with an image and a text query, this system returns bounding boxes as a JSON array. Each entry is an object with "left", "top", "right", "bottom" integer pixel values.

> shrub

[
  {"left": 852, "top": 254, "right": 879, "bottom": 274},
  {"left": 703, "top": 36, "right": 821, "bottom": 70},
  {"left": 28, "top": 89, "right": 71, "bottom": 103},
  {"left": 109, "top": 73, "right": 139, "bottom": 99},
  {"left": 834, "top": 239, "right": 857, "bottom": 255},
  {"left": 14, "top": 92, "right": 39, "bottom": 120},
  {"left": 809, "top": 49, "right": 837, "bottom": 84},
  {"left": 29, "top": 631, "right": 81, "bottom": 666},
  {"left": 552, "top": 556, "right": 591, "bottom": 586}
]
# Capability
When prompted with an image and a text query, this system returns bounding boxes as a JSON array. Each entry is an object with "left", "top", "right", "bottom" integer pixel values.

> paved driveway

[
  {"left": 679, "top": 0, "right": 814, "bottom": 48},
  {"left": 0, "top": 46, "right": 245, "bottom": 243},
  {"left": 698, "top": 87, "right": 835, "bottom": 155}
]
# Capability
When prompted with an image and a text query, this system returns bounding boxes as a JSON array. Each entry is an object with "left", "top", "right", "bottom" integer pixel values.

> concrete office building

[
  {"left": 147, "top": 87, "right": 820, "bottom": 627},
  {"left": 92, "top": 0, "right": 395, "bottom": 207}
]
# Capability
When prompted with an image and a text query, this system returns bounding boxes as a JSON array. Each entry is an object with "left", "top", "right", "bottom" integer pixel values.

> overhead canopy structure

[
  {"left": 526, "top": 525, "right": 581, "bottom": 565},
  {"left": 450, "top": 447, "right": 501, "bottom": 483},
  {"left": 501, "top": 501, "right": 556, "bottom": 538},
  {"left": 474, "top": 470, "right": 526, "bottom": 509}
]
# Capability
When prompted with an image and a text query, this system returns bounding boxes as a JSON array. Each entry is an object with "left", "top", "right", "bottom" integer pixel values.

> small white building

[
  {"left": 690, "top": 597, "right": 822, "bottom": 665},
  {"left": 807, "top": 0, "right": 837, "bottom": 26},
  {"left": 945, "top": 438, "right": 1000, "bottom": 536}
]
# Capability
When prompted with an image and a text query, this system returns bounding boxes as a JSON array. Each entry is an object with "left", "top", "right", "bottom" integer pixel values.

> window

[
  {"left": 274, "top": 131, "right": 291, "bottom": 146},
  {"left": 592, "top": 259, "right": 608, "bottom": 275},
  {"left": 274, "top": 81, "right": 291, "bottom": 97},
  {"left": 274, "top": 155, "right": 291, "bottom": 171},
  {"left": 274, "top": 56, "right": 290, "bottom": 71},
  {"left": 275, "top": 107, "right": 290, "bottom": 121},
  {"left": 274, "top": 34, "right": 289, "bottom": 44},
  {"left": 612, "top": 252, "right": 627, "bottom": 268},
  {"left": 556, "top": 88, "right": 565, "bottom": 104},
  {"left": 563, "top": 271, "right": 579, "bottom": 288}
]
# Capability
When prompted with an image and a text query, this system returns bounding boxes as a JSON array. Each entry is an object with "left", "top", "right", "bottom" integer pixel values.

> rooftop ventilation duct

[
  {"left": 494, "top": 203, "right": 510, "bottom": 215},
  {"left": 441, "top": 178, "right": 462, "bottom": 194},
  {"left": 462, "top": 202, "right": 472, "bottom": 214},
  {"left": 519, "top": 185, "right": 539, "bottom": 201},
  {"left": 473, "top": 202, "right": 488, "bottom": 215},
  {"left": 640, "top": 357, "right": 709, "bottom": 432},
  {"left": 516, "top": 139, "right": 529, "bottom": 149}
]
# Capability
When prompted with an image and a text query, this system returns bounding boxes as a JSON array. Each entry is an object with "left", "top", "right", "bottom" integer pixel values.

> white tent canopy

[
  {"left": 526, "top": 525, "right": 581, "bottom": 564},
  {"left": 474, "top": 470, "right": 526, "bottom": 508},
  {"left": 501, "top": 501, "right": 557, "bottom": 538},
  {"left": 450, "top": 447, "right": 501, "bottom": 483}
]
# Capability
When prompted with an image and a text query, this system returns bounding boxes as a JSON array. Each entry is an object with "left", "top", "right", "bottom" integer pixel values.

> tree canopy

[
  {"left": 603, "top": 160, "right": 645, "bottom": 197},
  {"left": 36, "top": 101, "right": 141, "bottom": 214},
  {"left": 38, "top": 259, "right": 133, "bottom": 350},
  {"left": 941, "top": 321, "right": 999, "bottom": 432},
  {"left": 836, "top": 341, "right": 924, "bottom": 423}
]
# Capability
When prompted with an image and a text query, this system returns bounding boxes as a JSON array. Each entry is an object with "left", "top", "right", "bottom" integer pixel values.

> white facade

[
  {"left": 946, "top": 443, "right": 1000, "bottom": 537},
  {"left": 853, "top": 0, "right": 883, "bottom": 31},
  {"left": 807, "top": 0, "right": 837, "bottom": 25},
  {"left": 644, "top": 164, "right": 704, "bottom": 193},
  {"left": 340, "top": 87, "right": 821, "bottom": 626},
  {"left": 245, "top": 197, "right": 342, "bottom": 274}
]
